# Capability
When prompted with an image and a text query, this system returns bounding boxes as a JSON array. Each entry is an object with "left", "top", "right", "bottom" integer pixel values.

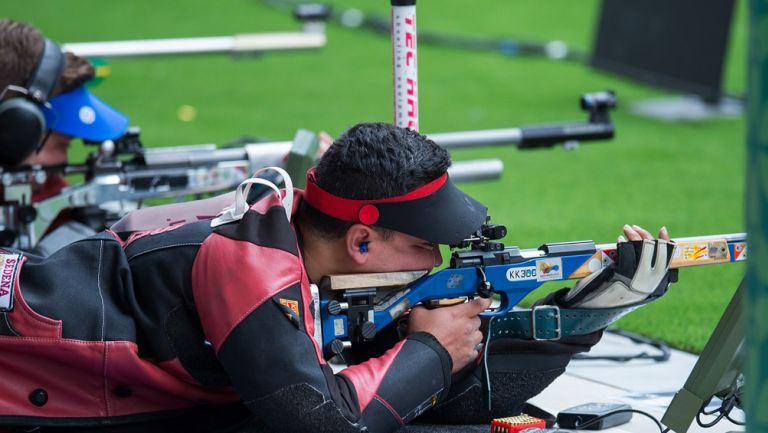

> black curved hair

[{"left": 301, "top": 122, "right": 451, "bottom": 240}]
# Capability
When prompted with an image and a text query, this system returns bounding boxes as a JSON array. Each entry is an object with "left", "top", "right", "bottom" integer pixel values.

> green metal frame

[{"left": 746, "top": 0, "right": 768, "bottom": 430}]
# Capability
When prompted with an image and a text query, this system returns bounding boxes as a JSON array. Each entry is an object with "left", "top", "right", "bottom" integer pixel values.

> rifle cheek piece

[{"left": 303, "top": 168, "right": 487, "bottom": 245}]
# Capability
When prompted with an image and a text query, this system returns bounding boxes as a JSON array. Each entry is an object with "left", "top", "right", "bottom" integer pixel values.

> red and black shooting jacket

[{"left": 0, "top": 191, "right": 452, "bottom": 432}]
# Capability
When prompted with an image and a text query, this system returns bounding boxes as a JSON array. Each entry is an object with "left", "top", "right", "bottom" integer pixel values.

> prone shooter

[{"left": 318, "top": 219, "right": 746, "bottom": 359}]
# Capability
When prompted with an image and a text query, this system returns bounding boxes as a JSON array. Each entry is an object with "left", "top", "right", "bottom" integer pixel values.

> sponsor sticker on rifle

[
  {"left": 683, "top": 243, "right": 710, "bottom": 261},
  {"left": 446, "top": 273, "right": 464, "bottom": 289},
  {"left": 734, "top": 243, "right": 747, "bottom": 261},
  {"left": 333, "top": 318, "right": 345, "bottom": 337},
  {"left": 389, "top": 299, "right": 412, "bottom": 319},
  {"left": 676, "top": 241, "right": 729, "bottom": 262},
  {"left": 0, "top": 253, "right": 21, "bottom": 311},
  {"left": 506, "top": 266, "right": 537, "bottom": 282},
  {"left": 602, "top": 249, "right": 618, "bottom": 264},
  {"left": 536, "top": 258, "right": 563, "bottom": 282},
  {"left": 672, "top": 240, "right": 731, "bottom": 267}
]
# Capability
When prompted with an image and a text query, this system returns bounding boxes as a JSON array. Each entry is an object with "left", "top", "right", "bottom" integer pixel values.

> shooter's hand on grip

[
  {"left": 407, "top": 297, "right": 492, "bottom": 373},
  {"left": 560, "top": 225, "right": 675, "bottom": 308}
]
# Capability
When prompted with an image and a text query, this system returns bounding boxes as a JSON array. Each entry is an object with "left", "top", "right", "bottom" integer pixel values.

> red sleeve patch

[{"left": 192, "top": 232, "right": 302, "bottom": 352}]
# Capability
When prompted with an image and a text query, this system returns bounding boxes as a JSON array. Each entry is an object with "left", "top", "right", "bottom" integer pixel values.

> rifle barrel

[
  {"left": 427, "top": 122, "right": 614, "bottom": 149},
  {"left": 447, "top": 159, "right": 503, "bottom": 182},
  {"left": 142, "top": 142, "right": 292, "bottom": 167},
  {"left": 428, "top": 128, "right": 523, "bottom": 149}
]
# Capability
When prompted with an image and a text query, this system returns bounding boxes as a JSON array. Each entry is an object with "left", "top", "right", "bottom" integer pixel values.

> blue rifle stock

[{"left": 319, "top": 225, "right": 746, "bottom": 359}]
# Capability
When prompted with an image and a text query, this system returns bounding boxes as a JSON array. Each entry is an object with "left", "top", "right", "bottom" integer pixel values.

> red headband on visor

[{"left": 303, "top": 168, "right": 448, "bottom": 226}]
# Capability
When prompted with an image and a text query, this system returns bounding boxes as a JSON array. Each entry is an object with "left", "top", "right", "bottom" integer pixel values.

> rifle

[
  {"left": 318, "top": 221, "right": 746, "bottom": 358},
  {"left": 0, "top": 128, "right": 318, "bottom": 250},
  {"left": 62, "top": 5, "right": 329, "bottom": 59}
]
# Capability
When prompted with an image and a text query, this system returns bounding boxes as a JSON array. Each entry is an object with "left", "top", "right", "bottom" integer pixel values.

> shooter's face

[
  {"left": 361, "top": 230, "right": 443, "bottom": 273},
  {"left": 21, "top": 132, "right": 71, "bottom": 167}
]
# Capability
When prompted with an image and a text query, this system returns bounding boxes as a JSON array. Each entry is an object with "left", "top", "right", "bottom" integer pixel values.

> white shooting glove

[{"left": 560, "top": 239, "right": 677, "bottom": 309}]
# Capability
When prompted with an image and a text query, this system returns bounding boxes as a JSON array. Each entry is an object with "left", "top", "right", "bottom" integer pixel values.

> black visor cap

[{"left": 372, "top": 177, "right": 487, "bottom": 245}]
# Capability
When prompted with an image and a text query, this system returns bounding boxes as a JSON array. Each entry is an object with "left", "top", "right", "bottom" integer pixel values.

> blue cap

[{"left": 42, "top": 85, "right": 129, "bottom": 141}]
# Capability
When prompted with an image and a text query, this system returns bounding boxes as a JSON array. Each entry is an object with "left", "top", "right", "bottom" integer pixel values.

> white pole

[{"left": 391, "top": 0, "right": 418, "bottom": 130}]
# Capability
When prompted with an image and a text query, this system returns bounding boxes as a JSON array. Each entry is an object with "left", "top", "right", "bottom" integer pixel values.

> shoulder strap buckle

[{"left": 531, "top": 305, "right": 561, "bottom": 341}]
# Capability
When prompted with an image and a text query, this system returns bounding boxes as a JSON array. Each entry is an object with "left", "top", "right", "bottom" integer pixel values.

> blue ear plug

[{"left": 359, "top": 242, "right": 368, "bottom": 253}]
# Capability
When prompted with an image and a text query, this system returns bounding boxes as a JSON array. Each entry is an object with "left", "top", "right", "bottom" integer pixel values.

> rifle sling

[{"left": 489, "top": 297, "right": 656, "bottom": 341}]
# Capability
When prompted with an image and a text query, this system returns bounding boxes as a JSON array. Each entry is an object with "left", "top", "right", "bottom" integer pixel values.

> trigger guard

[{"left": 480, "top": 295, "right": 512, "bottom": 317}]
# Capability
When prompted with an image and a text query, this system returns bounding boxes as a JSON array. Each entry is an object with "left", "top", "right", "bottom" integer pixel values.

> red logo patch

[{"left": 279, "top": 298, "right": 300, "bottom": 317}]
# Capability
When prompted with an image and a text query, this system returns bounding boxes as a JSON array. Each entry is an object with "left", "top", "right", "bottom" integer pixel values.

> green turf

[{"left": 4, "top": 0, "right": 747, "bottom": 352}]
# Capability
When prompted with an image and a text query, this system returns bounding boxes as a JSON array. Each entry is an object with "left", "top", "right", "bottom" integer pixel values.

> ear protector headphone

[{"left": 0, "top": 38, "right": 64, "bottom": 167}]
